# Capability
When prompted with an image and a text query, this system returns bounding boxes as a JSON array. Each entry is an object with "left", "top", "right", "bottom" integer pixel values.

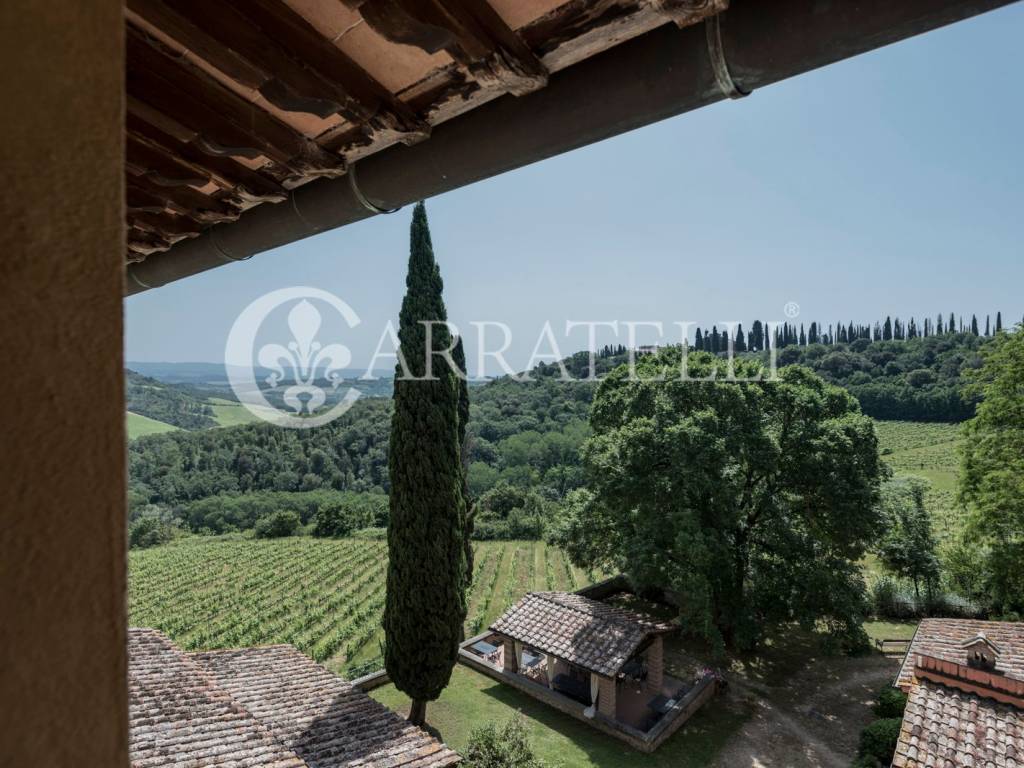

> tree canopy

[
  {"left": 960, "top": 325, "right": 1024, "bottom": 615},
  {"left": 551, "top": 349, "right": 885, "bottom": 653},
  {"left": 875, "top": 477, "right": 940, "bottom": 599}
]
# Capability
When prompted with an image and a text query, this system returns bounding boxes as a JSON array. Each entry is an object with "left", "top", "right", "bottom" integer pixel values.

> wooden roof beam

[
  {"left": 348, "top": 0, "right": 548, "bottom": 96},
  {"left": 126, "top": 114, "right": 289, "bottom": 204},
  {"left": 130, "top": 0, "right": 351, "bottom": 121},
  {"left": 645, "top": 0, "right": 730, "bottom": 28},
  {"left": 201, "top": 0, "right": 431, "bottom": 146},
  {"left": 126, "top": 176, "right": 241, "bottom": 225},
  {"left": 127, "top": 135, "right": 210, "bottom": 189},
  {"left": 126, "top": 26, "right": 346, "bottom": 177},
  {"left": 130, "top": 211, "right": 203, "bottom": 239}
]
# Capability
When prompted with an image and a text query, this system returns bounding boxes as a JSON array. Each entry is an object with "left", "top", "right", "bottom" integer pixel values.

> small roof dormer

[{"left": 960, "top": 632, "right": 1002, "bottom": 671}]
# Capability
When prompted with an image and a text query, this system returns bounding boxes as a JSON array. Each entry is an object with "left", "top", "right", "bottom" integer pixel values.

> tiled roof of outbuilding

[
  {"left": 896, "top": 618, "right": 1024, "bottom": 690},
  {"left": 892, "top": 677, "right": 1024, "bottom": 768},
  {"left": 128, "top": 628, "right": 458, "bottom": 768},
  {"left": 489, "top": 591, "right": 675, "bottom": 678}
]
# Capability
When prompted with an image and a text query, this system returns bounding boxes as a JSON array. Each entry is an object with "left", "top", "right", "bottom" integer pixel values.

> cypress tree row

[{"left": 384, "top": 202, "right": 468, "bottom": 727}]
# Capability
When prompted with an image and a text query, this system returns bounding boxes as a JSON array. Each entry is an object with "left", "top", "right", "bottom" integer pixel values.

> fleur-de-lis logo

[
  {"left": 225, "top": 287, "right": 361, "bottom": 429},
  {"left": 257, "top": 300, "right": 352, "bottom": 415}
]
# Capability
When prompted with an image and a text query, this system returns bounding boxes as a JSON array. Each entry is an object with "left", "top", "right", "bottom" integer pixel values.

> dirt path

[{"left": 710, "top": 654, "right": 899, "bottom": 768}]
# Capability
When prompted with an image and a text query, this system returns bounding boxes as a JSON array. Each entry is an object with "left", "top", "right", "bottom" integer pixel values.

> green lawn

[
  {"left": 126, "top": 411, "right": 178, "bottom": 439},
  {"left": 371, "top": 665, "right": 743, "bottom": 768},
  {"left": 864, "top": 620, "right": 918, "bottom": 643}
]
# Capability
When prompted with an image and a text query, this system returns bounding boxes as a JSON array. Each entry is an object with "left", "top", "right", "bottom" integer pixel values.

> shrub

[
  {"left": 874, "top": 688, "right": 907, "bottom": 719},
  {"left": 254, "top": 510, "right": 301, "bottom": 539},
  {"left": 129, "top": 516, "right": 179, "bottom": 549},
  {"left": 871, "top": 576, "right": 917, "bottom": 619},
  {"left": 463, "top": 714, "right": 544, "bottom": 768},
  {"left": 351, "top": 527, "right": 387, "bottom": 540},
  {"left": 857, "top": 718, "right": 902, "bottom": 765}
]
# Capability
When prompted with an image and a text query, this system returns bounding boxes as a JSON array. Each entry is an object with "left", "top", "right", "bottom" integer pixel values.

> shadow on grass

[{"left": 476, "top": 677, "right": 743, "bottom": 768}]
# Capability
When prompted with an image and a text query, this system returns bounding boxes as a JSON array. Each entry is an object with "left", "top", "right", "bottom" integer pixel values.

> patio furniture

[{"left": 471, "top": 640, "right": 499, "bottom": 656}]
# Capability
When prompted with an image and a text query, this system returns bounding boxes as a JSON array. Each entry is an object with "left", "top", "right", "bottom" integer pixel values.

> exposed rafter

[
  {"left": 128, "top": 0, "right": 430, "bottom": 146},
  {"left": 346, "top": 0, "right": 548, "bottom": 95},
  {"left": 126, "top": 27, "right": 346, "bottom": 176}
]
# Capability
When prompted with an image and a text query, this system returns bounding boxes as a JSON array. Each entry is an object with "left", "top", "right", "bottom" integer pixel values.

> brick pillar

[
  {"left": 502, "top": 638, "right": 518, "bottom": 673},
  {"left": 647, "top": 636, "right": 664, "bottom": 694},
  {"left": 598, "top": 676, "right": 617, "bottom": 719}
]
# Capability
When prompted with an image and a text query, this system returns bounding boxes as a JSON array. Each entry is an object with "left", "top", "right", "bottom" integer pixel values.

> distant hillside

[
  {"left": 126, "top": 370, "right": 217, "bottom": 430},
  {"left": 126, "top": 412, "right": 179, "bottom": 440},
  {"left": 768, "top": 333, "right": 983, "bottom": 422}
]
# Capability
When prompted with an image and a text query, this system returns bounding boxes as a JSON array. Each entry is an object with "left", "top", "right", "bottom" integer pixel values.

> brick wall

[
  {"left": 647, "top": 637, "right": 664, "bottom": 693},
  {"left": 598, "top": 675, "right": 617, "bottom": 718}
]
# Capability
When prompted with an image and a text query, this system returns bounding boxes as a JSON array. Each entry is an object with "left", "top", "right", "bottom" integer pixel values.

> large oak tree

[{"left": 552, "top": 349, "right": 885, "bottom": 653}]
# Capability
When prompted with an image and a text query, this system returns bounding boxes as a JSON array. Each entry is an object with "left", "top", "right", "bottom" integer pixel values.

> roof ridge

[{"left": 531, "top": 590, "right": 649, "bottom": 631}]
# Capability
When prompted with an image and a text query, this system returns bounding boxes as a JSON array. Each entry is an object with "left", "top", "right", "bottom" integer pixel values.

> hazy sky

[{"left": 126, "top": 5, "right": 1024, "bottom": 376}]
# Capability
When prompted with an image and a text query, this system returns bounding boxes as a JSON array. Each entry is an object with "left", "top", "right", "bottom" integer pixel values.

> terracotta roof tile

[
  {"left": 892, "top": 678, "right": 1024, "bottom": 768},
  {"left": 128, "top": 629, "right": 459, "bottom": 768},
  {"left": 191, "top": 645, "right": 460, "bottom": 768},
  {"left": 897, "top": 619, "right": 1024, "bottom": 690},
  {"left": 128, "top": 628, "right": 306, "bottom": 768},
  {"left": 489, "top": 591, "right": 675, "bottom": 677}
]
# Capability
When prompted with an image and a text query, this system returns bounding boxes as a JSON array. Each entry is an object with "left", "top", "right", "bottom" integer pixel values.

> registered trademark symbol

[{"left": 783, "top": 301, "right": 801, "bottom": 319}]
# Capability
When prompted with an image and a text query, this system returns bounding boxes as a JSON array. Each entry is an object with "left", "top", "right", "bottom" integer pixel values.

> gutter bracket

[
  {"left": 127, "top": 266, "right": 153, "bottom": 291},
  {"left": 706, "top": 14, "right": 750, "bottom": 99},
  {"left": 209, "top": 228, "right": 253, "bottom": 263},
  {"left": 348, "top": 164, "right": 401, "bottom": 215}
]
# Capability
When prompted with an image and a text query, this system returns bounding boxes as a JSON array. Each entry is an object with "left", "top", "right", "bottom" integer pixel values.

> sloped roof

[
  {"left": 896, "top": 618, "right": 1024, "bottom": 690},
  {"left": 192, "top": 644, "right": 459, "bottom": 768},
  {"left": 892, "top": 677, "right": 1024, "bottom": 768},
  {"left": 128, "top": 628, "right": 307, "bottom": 768},
  {"left": 128, "top": 628, "right": 458, "bottom": 768},
  {"left": 489, "top": 591, "right": 675, "bottom": 678}
]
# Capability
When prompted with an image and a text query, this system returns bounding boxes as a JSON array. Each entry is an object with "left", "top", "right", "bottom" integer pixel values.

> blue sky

[{"left": 126, "top": 5, "right": 1023, "bottom": 376}]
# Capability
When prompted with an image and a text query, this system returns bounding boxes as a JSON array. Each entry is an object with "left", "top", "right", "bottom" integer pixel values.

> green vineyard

[{"left": 128, "top": 536, "right": 599, "bottom": 677}]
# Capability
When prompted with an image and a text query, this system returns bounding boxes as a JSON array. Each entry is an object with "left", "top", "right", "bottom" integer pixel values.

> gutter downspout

[{"left": 125, "top": 0, "right": 1016, "bottom": 295}]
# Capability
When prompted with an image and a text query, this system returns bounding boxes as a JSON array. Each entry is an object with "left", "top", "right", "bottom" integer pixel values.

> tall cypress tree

[
  {"left": 385, "top": 202, "right": 467, "bottom": 726},
  {"left": 971, "top": 314, "right": 979, "bottom": 336},
  {"left": 996, "top": 312, "right": 1003, "bottom": 333},
  {"left": 695, "top": 327, "right": 704, "bottom": 351},
  {"left": 452, "top": 335, "right": 474, "bottom": 585}
]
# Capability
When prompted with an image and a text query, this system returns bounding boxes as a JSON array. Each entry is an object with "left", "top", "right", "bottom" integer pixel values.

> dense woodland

[{"left": 129, "top": 328, "right": 1001, "bottom": 543}]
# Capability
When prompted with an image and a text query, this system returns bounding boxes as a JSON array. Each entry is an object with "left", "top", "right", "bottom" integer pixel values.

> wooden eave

[{"left": 123, "top": 0, "right": 727, "bottom": 263}]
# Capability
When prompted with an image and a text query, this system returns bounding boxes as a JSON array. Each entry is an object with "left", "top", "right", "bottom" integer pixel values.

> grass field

[
  {"left": 126, "top": 411, "right": 178, "bottom": 439},
  {"left": 873, "top": 419, "right": 964, "bottom": 542},
  {"left": 128, "top": 536, "right": 602, "bottom": 677},
  {"left": 207, "top": 396, "right": 268, "bottom": 427}
]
